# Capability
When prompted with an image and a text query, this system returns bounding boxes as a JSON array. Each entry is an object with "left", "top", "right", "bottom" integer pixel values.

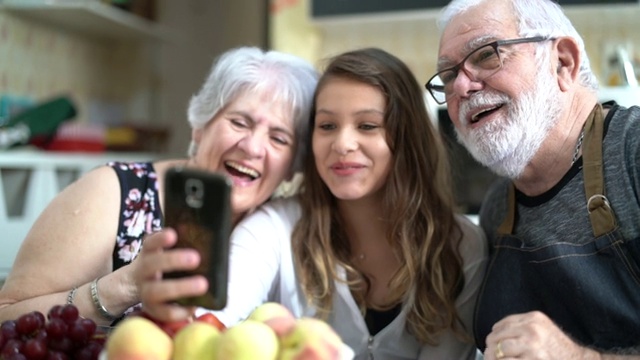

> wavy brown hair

[{"left": 291, "top": 48, "right": 467, "bottom": 344}]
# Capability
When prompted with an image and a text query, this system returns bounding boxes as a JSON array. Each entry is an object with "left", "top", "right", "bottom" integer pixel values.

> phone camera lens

[{"left": 185, "top": 178, "right": 204, "bottom": 208}]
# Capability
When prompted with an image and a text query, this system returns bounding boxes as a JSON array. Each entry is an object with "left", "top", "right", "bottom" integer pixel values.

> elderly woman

[{"left": 0, "top": 46, "right": 318, "bottom": 325}]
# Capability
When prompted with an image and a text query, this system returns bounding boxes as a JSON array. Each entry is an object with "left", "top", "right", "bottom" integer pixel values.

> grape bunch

[{"left": 0, "top": 304, "right": 107, "bottom": 360}]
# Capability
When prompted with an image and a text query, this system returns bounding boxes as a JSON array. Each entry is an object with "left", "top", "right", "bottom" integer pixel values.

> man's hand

[{"left": 483, "top": 311, "right": 602, "bottom": 360}]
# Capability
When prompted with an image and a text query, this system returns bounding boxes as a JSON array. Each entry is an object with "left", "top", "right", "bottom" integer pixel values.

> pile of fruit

[
  {"left": 0, "top": 304, "right": 107, "bottom": 359},
  {"left": 105, "top": 302, "right": 350, "bottom": 360}
]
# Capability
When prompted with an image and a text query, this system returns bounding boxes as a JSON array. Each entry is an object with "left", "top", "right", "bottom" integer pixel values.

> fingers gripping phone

[{"left": 162, "top": 167, "right": 232, "bottom": 310}]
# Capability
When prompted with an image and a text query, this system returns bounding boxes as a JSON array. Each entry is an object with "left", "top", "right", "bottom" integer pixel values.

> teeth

[
  {"left": 225, "top": 161, "right": 260, "bottom": 179},
  {"left": 472, "top": 105, "right": 499, "bottom": 122}
]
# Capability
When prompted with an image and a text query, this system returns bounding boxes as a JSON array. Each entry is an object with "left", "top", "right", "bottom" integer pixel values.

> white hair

[
  {"left": 187, "top": 47, "right": 319, "bottom": 171},
  {"left": 438, "top": 0, "right": 599, "bottom": 91}
]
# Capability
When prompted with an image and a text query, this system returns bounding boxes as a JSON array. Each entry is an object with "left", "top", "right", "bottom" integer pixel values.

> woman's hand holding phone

[{"left": 136, "top": 229, "right": 208, "bottom": 323}]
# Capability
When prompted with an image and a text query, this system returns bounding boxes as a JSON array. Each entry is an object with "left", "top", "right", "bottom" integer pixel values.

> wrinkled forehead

[
  {"left": 437, "top": 1, "right": 518, "bottom": 68},
  {"left": 244, "top": 85, "right": 295, "bottom": 117}
]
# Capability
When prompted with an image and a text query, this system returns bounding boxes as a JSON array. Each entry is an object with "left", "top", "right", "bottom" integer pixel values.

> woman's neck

[{"left": 337, "top": 196, "right": 388, "bottom": 253}]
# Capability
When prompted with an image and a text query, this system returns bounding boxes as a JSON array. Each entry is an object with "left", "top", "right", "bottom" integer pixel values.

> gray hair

[
  {"left": 438, "top": 0, "right": 599, "bottom": 92},
  {"left": 187, "top": 46, "right": 319, "bottom": 171}
]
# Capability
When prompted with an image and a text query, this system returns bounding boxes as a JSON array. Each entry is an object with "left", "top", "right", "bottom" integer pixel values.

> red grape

[
  {"left": 1, "top": 320, "right": 19, "bottom": 340},
  {"left": 4, "top": 353, "right": 27, "bottom": 360},
  {"left": 68, "top": 322, "right": 89, "bottom": 345},
  {"left": 22, "top": 338, "right": 47, "bottom": 360},
  {"left": 84, "top": 341, "right": 103, "bottom": 357},
  {"left": 48, "top": 337, "right": 73, "bottom": 353},
  {"left": 0, "top": 332, "right": 6, "bottom": 350},
  {"left": 45, "top": 350, "right": 69, "bottom": 360},
  {"left": 73, "top": 346, "right": 95, "bottom": 360},
  {"left": 44, "top": 318, "right": 67, "bottom": 340},
  {"left": 16, "top": 313, "right": 40, "bottom": 336},
  {"left": 78, "top": 318, "right": 96, "bottom": 337},
  {"left": 59, "top": 305, "right": 79, "bottom": 325},
  {"left": 1, "top": 338, "right": 23, "bottom": 357},
  {"left": 34, "top": 329, "right": 48, "bottom": 342},
  {"left": 32, "top": 312, "right": 46, "bottom": 330},
  {"left": 47, "top": 306, "right": 63, "bottom": 321},
  {"left": 4, "top": 304, "right": 105, "bottom": 359}
]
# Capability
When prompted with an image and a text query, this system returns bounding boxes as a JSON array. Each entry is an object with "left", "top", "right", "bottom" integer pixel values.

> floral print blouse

[{"left": 108, "top": 161, "right": 163, "bottom": 270}]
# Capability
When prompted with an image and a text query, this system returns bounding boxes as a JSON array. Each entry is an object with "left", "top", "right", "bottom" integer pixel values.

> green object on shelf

[
  {"left": 0, "top": 96, "right": 77, "bottom": 149},
  {"left": 6, "top": 96, "right": 76, "bottom": 136}
]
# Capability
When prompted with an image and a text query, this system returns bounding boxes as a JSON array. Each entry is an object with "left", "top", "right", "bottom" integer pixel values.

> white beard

[{"left": 455, "top": 68, "right": 562, "bottom": 179}]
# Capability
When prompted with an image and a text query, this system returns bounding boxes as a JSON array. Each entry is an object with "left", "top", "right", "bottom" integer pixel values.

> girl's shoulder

[{"left": 454, "top": 213, "right": 488, "bottom": 263}]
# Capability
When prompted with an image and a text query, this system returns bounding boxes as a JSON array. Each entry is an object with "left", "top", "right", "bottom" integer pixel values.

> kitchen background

[{"left": 0, "top": 0, "right": 639, "bottom": 278}]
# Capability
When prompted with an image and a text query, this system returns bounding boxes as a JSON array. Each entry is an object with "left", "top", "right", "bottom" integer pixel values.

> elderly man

[{"left": 426, "top": 0, "right": 640, "bottom": 359}]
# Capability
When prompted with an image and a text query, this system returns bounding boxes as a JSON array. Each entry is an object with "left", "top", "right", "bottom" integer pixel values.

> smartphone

[{"left": 162, "top": 166, "right": 232, "bottom": 310}]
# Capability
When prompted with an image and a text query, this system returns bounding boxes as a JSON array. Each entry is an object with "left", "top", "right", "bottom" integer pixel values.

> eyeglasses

[{"left": 425, "top": 36, "right": 551, "bottom": 104}]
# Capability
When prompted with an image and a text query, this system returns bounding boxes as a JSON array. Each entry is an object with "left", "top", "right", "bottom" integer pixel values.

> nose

[
  {"left": 331, "top": 128, "right": 358, "bottom": 155},
  {"left": 238, "top": 131, "right": 267, "bottom": 158},
  {"left": 450, "top": 68, "right": 484, "bottom": 101}
]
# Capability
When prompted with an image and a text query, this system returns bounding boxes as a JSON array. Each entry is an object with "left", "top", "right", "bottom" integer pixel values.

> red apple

[
  {"left": 195, "top": 313, "right": 226, "bottom": 331},
  {"left": 279, "top": 318, "right": 343, "bottom": 360}
]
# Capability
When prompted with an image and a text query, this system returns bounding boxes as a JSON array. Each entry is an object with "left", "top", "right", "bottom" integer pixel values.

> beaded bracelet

[
  {"left": 66, "top": 287, "right": 78, "bottom": 305},
  {"left": 90, "top": 277, "right": 119, "bottom": 321}
]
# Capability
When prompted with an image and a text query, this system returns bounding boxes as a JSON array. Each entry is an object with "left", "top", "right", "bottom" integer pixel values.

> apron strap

[
  {"left": 497, "top": 104, "right": 617, "bottom": 237},
  {"left": 497, "top": 183, "right": 516, "bottom": 235},
  {"left": 582, "top": 104, "right": 617, "bottom": 237}
]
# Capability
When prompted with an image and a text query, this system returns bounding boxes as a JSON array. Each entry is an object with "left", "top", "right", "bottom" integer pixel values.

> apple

[
  {"left": 173, "top": 321, "right": 221, "bottom": 360},
  {"left": 247, "top": 302, "right": 295, "bottom": 323},
  {"left": 279, "top": 317, "right": 343, "bottom": 360},
  {"left": 106, "top": 317, "right": 172, "bottom": 360},
  {"left": 134, "top": 310, "right": 190, "bottom": 338},
  {"left": 196, "top": 312, "right": 226, "bottom": 331},
  {"left": 158, "top": 319, "right": 190, "bottom": 338},
  {"left": 215, "top": 319, "right": 279, "bottom": 360},
  {"left": 264, "top": 315, "right": 297, "bottom": 338}
]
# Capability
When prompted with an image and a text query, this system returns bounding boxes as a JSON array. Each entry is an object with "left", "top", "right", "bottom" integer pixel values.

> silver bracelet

[
  {"left": 66, "top": 287, "right": 78, "bottom": 305},
  {"left": 90, "top": 277, "right": 119, "bottom": 321}
]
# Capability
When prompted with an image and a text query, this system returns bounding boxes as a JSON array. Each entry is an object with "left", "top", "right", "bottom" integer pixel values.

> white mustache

[{"left": 458, "top": 92, "right": 511, "bottom": 126}]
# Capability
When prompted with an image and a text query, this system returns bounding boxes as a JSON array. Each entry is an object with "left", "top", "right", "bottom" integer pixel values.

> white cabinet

[{"left": 0, "top": 150, "right": 154, "bottom": 278}]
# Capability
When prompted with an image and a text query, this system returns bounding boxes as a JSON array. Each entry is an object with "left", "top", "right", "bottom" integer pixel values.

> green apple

[
  {"left": 216, "top": 319, "right": 279, "bottom": 360},
  {"left": 173, "top": 321, "right": 221, "bottom": 360},
  {"left": 247, "top": 302, "right": 294, "bottom": 323},
  {"left": 279, "top": 317, "right": 343, "bottom": 360},
  {"left": 106, "top": 317, "right": 172, "bottom": 360}
]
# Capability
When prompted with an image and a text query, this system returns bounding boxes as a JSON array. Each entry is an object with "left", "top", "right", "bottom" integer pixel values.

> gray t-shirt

[{"left": 480, "top": 104, "right": 640, "bottom": 247}]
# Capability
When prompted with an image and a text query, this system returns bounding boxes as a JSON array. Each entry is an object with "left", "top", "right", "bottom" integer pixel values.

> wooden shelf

[{"left": 1, "top": 0, "right": 173, "bottom": 42}]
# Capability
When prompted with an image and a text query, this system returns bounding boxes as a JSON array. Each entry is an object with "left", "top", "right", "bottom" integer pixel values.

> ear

[{"left": 554, "top": 36, "right": 581, "bottom": 91}]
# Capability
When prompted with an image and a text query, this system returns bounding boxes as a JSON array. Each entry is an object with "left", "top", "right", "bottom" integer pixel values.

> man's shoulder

[{"left": 608, "top": 103, "right": 640, "bottom": 130}]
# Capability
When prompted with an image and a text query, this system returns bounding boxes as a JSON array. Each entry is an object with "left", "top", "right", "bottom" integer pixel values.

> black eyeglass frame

[{"left": 425, "top": 36, "right": 551, "bottom": 104}]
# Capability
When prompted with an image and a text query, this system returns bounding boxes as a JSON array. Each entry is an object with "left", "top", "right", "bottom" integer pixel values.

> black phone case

[{"left": 163, "top": 167, "right": 232, "bottom": 310}]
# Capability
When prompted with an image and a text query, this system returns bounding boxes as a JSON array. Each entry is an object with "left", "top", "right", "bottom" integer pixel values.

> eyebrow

[
  {"left": 228, "top": 110, "right": 295, "bottom": 138},
  {"left": 315, "top": 108, "right": 385, "bottom": 117},
  {"left": 437, "top": 34, "right": 500, "bottom": 70}
]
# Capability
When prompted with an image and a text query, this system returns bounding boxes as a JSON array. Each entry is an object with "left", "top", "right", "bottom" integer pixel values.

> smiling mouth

[
  {"left": 224, "top": 161, "right": 260, "bottom": 181},
  {"left": 471, "top": 104, "right": 503, "bottom": 124}
]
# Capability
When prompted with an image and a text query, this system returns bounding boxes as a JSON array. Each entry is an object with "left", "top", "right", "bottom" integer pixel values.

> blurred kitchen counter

[{"left": 0, "top": 148, "right": 157, "bottom": 278}]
